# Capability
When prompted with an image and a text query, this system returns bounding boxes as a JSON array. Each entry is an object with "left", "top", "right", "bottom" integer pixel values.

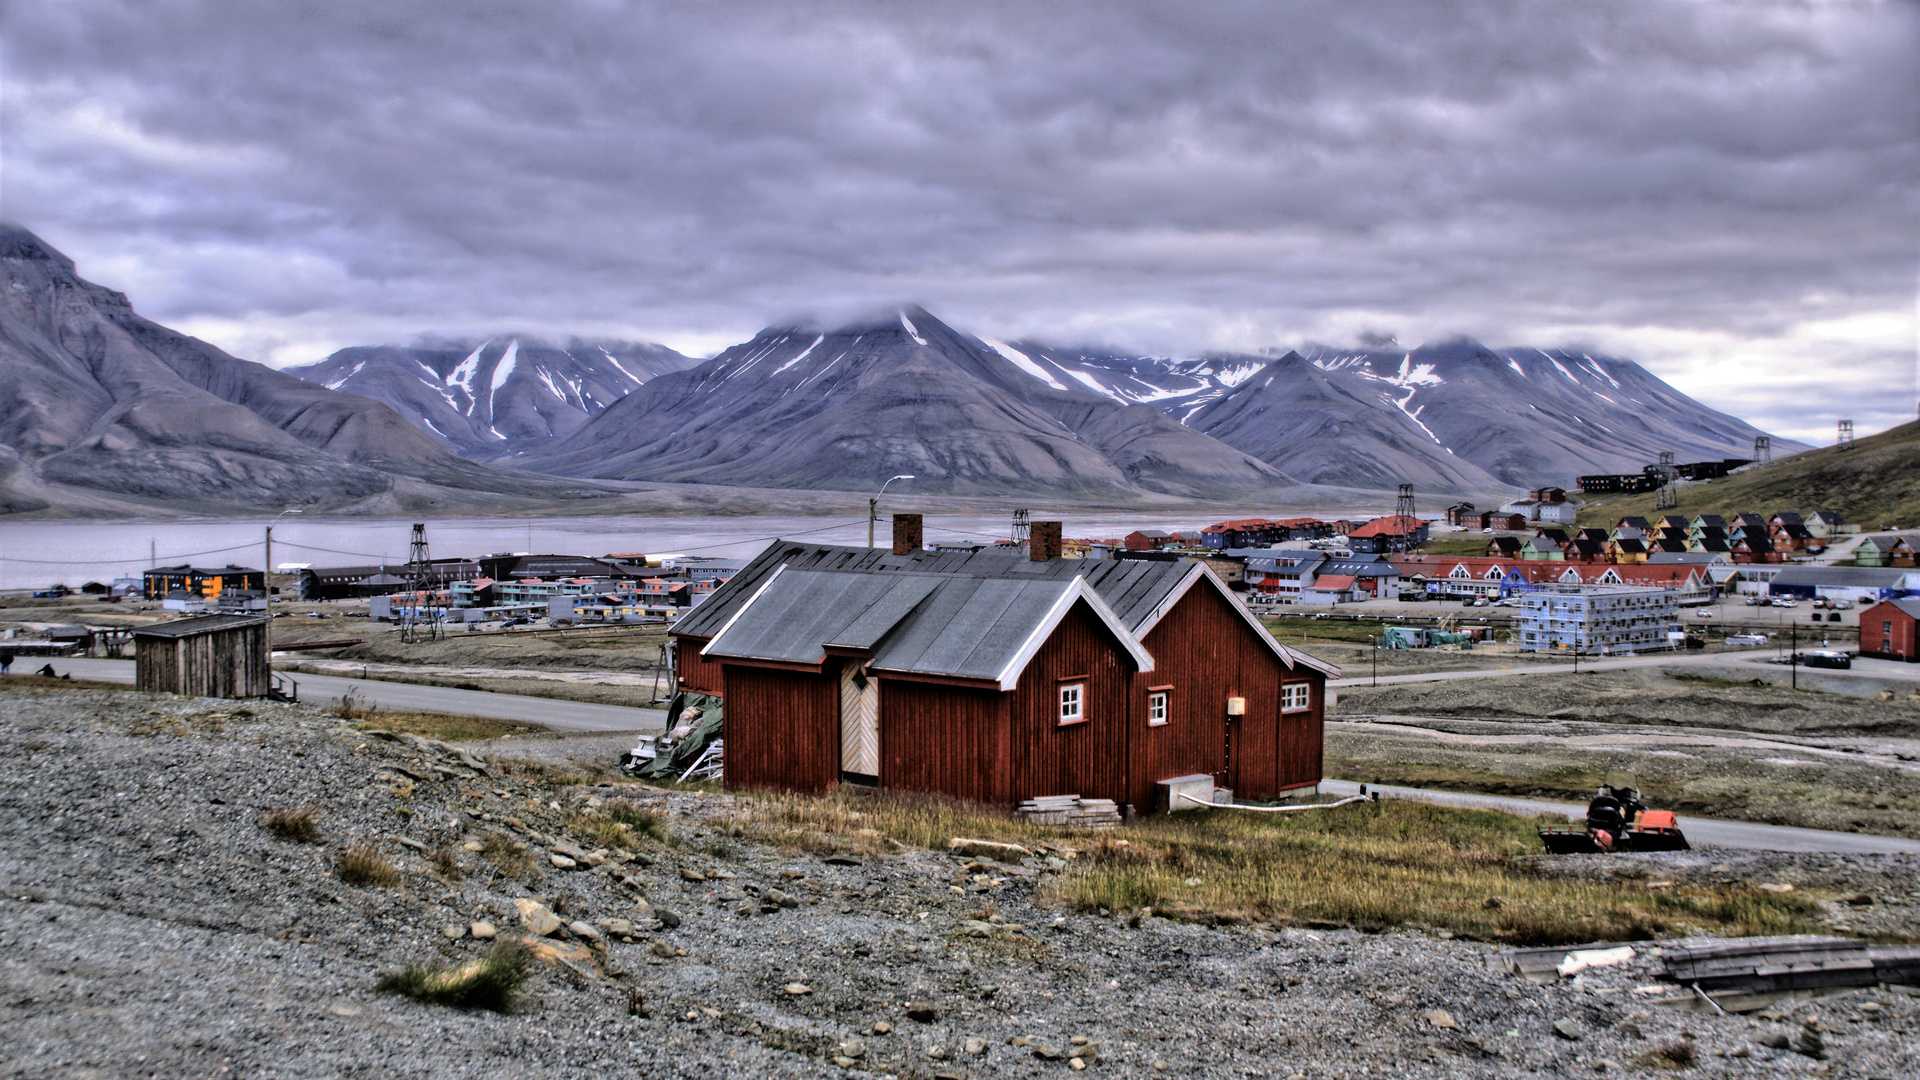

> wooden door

[{"left": 839, "top": 661, "right": 880, "bottom": 781}]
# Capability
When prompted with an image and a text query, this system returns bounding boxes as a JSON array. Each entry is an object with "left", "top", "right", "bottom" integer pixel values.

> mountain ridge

[
  {"left": 285, "top": 337, "right": 696, "bottom": 459},
  {"left": 528, "top": 306, "right": 1294, "bottom": 498},
  {"left": 0, "top": 224, "right": 613, "bottom": 515}
]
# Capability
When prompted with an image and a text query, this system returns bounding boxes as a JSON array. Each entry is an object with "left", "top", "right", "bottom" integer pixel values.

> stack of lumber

[
  {"left": 1661, "top": 936, "right": 1920, "bottom": 994},
  {"left": 1015, "top": 795, "right": 1122, "bottom": 829}
]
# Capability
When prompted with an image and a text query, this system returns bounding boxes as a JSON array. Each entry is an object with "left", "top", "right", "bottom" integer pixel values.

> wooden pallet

[
  {"left": 1016, "top": 795, "right": 1121, "bottom": 830},
  {"left": 1661, "top": 936, "right": 1888, "bottom": 994}
]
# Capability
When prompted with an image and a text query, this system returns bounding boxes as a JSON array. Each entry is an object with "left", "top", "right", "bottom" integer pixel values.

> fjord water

[{"left": 0, "top": 513, "right": 1217, "bottom": 591}]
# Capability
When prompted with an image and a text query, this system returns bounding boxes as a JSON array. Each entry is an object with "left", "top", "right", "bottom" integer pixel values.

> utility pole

[
  {"left": 867, "top": 475, "right": 914, "bottom": 548},
  {"left": 1790, "top": 620, "right": 1797, "bottom": 691},
  {"left": 265, "top": 510, "right": 301, "bottom": 647},
  {"left": 1371, "top": 634, "right": 1378, "bottom": 687}
]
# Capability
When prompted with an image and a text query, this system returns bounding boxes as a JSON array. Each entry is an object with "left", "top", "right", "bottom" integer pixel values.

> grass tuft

[
  {"left": 336, "top": 840, "right": 402, "bottom": 888},
  {"left": 262, "top": 806, "right": 320, "bottom": 844},
  {"left": 429, "top": 844, "right": 463, "bottom": 882},
  {"left": 329, "top": 687, "right": 379, "bottom": 722},
  {"left": 375, "top": 943, "right": 529, "bottom": 1012},
  {"left": 569, "top": 814, "right": 632, "bottom": 850},
  {"left": 605, "top": 800, "right": 668, "bottom": 841},
  {"left": 1638, "top": 1039, "right": 1696, "bottom": 1070},
  {"left": 478, "top": 832, "right": 534, "bottom": 878}
]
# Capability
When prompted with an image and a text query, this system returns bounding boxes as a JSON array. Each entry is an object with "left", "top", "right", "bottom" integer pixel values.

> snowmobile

[{"left": 1539, "top": 779, "right": 1690, "bottom": 854}]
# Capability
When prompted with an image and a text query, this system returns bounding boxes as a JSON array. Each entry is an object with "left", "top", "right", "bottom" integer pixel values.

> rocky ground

[{"left": 2, "top": 684, "right": 1917, "bottom": 1079}]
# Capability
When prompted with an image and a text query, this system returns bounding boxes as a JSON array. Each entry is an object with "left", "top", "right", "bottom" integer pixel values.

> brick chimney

[
  {"left": 1030, "top": 520, "right": 1062, "bottom": 561},
  {"left": 891, "top": 513, "right": 923, "bottom": 556}
]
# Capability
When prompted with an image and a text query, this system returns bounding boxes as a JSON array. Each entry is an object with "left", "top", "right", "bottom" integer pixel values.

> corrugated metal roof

[
  {"left": 703, "top": 572, "right": 938, "bottom": 664},
  {"left": 131, "top": 614, "right": 267, "bottom": 638},
  {"left": 676, "top": 542, "right": 1193, "bottom": 639}
]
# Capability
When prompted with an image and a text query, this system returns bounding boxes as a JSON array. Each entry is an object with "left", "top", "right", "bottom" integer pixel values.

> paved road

[
  {"left": 1320, "top": 779, "right": 1920, "bottom": 855},
  {"left": 50, "top": 659, "right": 666, "bottom": 734}
]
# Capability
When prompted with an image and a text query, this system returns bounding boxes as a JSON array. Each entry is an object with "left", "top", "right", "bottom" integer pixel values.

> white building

[{"left": 1517, "top": 585, "right": 1678, "bottom": 655}]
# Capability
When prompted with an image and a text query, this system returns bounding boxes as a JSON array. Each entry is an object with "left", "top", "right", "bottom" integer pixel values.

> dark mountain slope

[
  {"left": 0, "top": 224, "right": 593, "bottom": 514},
  {"left": 286, "top": 338, "right": 694, "bottom": 458},
  {"left": 532, "top": 307, "right": 1290, "bottom": 498}
]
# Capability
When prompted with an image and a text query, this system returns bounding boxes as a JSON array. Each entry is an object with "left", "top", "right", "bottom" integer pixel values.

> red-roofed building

[{"left": 1346, "top": 515, "right": 1430, "bottom": 554}]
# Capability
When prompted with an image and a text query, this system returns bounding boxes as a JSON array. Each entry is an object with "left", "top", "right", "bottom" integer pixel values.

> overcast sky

[{"left": 3, "top": 1, "right": 1915, "bottom": 442}]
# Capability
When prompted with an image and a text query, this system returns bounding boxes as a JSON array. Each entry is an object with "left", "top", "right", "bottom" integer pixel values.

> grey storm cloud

[{"left": 2, "top": 0, "right": 1915, "bottom": 441}]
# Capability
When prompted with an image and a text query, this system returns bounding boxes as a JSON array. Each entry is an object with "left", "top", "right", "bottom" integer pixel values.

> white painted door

[{"left": 839, "top": 661, "right": 880, "bottom": 778}]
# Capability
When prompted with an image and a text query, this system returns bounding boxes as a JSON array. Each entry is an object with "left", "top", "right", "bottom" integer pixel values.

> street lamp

[
  {"left": 868, "top": 475, "right": 915, "bottom": 548},
  {"left": 265, "top": 510, "right": 302, "bottom": 645}
]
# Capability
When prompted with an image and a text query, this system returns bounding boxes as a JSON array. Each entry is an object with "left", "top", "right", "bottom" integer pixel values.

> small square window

[
  {"left": 1281, "top": 683, "right": 1311, "bottom": 713},
  {"left": 1147, "top": 690, "right": 1169, "bottom": 726},
  {"left": 1058, "top": 683, "right": 1085, "bottom": 725}
]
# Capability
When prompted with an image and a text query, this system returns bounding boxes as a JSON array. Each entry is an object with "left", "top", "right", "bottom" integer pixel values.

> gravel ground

[{"left": 3, "top": 684, "right": 1917, "bottom": 1079}]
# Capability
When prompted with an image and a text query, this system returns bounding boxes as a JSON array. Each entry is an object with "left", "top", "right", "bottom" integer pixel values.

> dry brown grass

[
  {"left": 477, "top": 832, "right": 534, "bottom": 878},
  {"left": 335, "top": 840, "right": 402, "bottom": 888},
  {"left": 738, "top": 789, "right": 1822, "bottom": 946},
  {"left": 1638, "top": 1039, "right": 1697, "bottom": 1070},
  {"left": 353, "top": 711, "right": 548, "bottom": 743},
  {"left": 569, "top": 814, "right": 632, "bottom": 850},
  {"left": 604, "top": 800, "right": 669, "bottom": 841},
  {"left": 375, "top": 943, "right": 528, "bottom": 1012},
  {"left": 429, "top": 844, "right": 463, "bottom": 881},
  {"left": 261, "top": 806, "right": 320, "bottom": 843}
]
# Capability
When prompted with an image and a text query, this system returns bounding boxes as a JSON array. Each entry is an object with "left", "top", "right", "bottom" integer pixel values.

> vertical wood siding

[
  {"left": 878, "top": 679, "right": 1008, "bottom": 804},
  {"left": 133, "top": 625, "right": 269, "bottom": 699},
  {"left": 721, "top": 664, "right": 839, "bottom": 792},
  {"left": 1134, "top": 582, "right": 1325, "bottom": 806},
  {"left": 672, "top": 634, "right": 725, "bottom": 694},
  {"left": 1003, "top": 602, "right": 1136, "bottom": 804}
]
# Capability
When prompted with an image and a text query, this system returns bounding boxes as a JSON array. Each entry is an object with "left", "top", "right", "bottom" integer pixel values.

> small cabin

[
  {"left": 133, "top": 615, "right": 271, "bottom": 699},
  {"left": 671, "top": 520, "right": 1339, "bottom": 813}
]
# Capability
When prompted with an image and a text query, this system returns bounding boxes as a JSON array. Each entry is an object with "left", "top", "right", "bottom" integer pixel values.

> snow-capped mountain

[
  {"left": 981, "top": 338, "right": 1796, "bottom": 490},
  {"left": 286, "top": 338, "right": 695, "bottom": 458},
  {"left": 529, "top": 307, "right": 1290, "bottom": 498}
]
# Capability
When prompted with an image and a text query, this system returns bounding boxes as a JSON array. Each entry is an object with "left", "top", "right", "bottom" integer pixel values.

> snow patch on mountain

[
  {"left": 323, "top": 361, "right": 366, "bottom": 390},
  {"left": 982, "top": 337, "right": 1069, "bottom": 391}
]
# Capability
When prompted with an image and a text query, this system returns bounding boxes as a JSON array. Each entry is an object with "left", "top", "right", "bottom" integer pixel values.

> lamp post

[
  {"left": 265, "top": 510, "right": 302, "bottom": 646},
  {"left": 868, "top": 475, "right": 915, "bottom": 548}
]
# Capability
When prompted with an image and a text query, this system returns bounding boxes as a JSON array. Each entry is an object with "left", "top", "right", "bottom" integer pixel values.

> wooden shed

[
  {"left": 671, "top": 525, "right": 1339, "bottom": 813},
  {"left": 133, "top": 614, "right": 271, "bottom": 699}
]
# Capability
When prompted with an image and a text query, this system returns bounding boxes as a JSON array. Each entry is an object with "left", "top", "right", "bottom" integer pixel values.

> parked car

[
  {"left": 1696, "top": 609, "right": 1714, "bottom": 618},
  {"left": 1773, "top": 599, "right": 1798, "bottom": 608},
  {"left": 1835, "top": 599, "right": 1854, "bottom": 610}
]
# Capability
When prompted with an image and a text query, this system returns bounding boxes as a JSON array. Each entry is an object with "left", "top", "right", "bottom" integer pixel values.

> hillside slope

[
  {"left": 1576, "top": 419, "right": 1920, "bottom": 529},
  {"left": 0, "top": 224, "right": 604, "bottom": 515},
  {"left": 286, "top": 338, "right": 695, "bottom": 459}
]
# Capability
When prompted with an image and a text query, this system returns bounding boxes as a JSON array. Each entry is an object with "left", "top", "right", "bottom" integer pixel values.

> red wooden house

[
  {"left": 1859, "top": 598, "right": 1920, "bottom": 662},
  {"left": 670, "top": 520, "right": 1339, "bottom": 813}
]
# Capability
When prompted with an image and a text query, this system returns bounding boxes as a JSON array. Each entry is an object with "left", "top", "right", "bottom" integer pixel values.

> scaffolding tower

[
  {"left": 1394, "top": 483, "right": 1416, "bottom": 522},
  {"left": 1752, "top": 436, "right": 1771, "bottom": 466},
  {"left": 1010, "top": 508, "right": 1031, "bottom": 547},
  {"left": 405, "top": 522, "right": 431, "bottom": 592},
  {"left": 1837, "top": 420, "right": 1855, "bottom": 451}
]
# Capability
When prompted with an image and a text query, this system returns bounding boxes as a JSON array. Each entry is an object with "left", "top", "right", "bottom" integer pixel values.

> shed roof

[
  {"left": 1310, "top": 575, "right": 1357, "bottom": 590},
  {"left": 131, "top": 614, "right": 268, "bottom": 639},
  {"left": 702, "top": 569, "right": 1154, "bottom": 689},
  {"left": 681, "top": 540, "right": 1337, "bottom": 679}
]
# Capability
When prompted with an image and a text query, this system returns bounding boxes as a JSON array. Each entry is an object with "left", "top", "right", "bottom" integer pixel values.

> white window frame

[
  {"left": 1147, "top": 687, "right": 1171, "bottom": 727},
  {"left": 1058, "top": 682, "right": 1086, "bottom": 725},
  {"left": 1281, "top": 682, "right": 1311, "bottom": 713}
]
